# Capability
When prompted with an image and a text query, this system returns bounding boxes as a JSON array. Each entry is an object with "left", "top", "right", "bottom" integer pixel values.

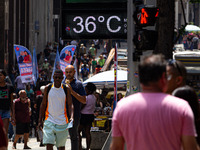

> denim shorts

[
  {"left": 0, "top": 109, "right": 10, "bottom": 119},
  {"left": 43, "top": 120, "right": 69, "bottom": 147}
]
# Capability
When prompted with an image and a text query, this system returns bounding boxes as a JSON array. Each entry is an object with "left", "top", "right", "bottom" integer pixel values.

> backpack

[
  {"left": 82, "top": 68, "right": 89, "bottom": 77},
  {"left": 46, "top": 83, "right": 70, "bottom": 119}
]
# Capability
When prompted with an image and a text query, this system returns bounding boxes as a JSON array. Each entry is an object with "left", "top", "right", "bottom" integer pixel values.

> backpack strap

[
  {"left": 62, "top": 84, "right": 71, "bottom": 120},
  {"left": 45, "top": 83, "right": 53, "bottom": 113},
  {"left": 46, "top": 83, "right": 53, "bottom": 96}
]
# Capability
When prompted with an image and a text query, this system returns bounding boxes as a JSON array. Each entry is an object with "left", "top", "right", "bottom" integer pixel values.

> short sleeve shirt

[
  {"left": 15, "top": 76, "right": 26, "bottom": 89},
  {"left": 112, "top": 93, "right": 196, "bottom": 150},
  {"left": 0, "top": 84, "right": 14, "bottom": 110}
]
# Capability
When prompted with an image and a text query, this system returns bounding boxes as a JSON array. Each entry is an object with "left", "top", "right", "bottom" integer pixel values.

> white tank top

[{"left": 45, "top": 84, "right": 69, "bottom": 125}]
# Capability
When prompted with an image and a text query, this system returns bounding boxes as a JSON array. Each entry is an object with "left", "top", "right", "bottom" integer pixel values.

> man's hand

[
  {"left": 66, "top": 83, "right": 73, "bottom": 93},
  {"left": 37, "top": 121, "right": 43, "bottom": 131},
  {"left": 11, "top": 117, "right": 16, "bottom": 126}
]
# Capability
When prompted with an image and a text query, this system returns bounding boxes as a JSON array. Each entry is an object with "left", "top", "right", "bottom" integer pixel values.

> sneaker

[{"left": 39, "top": 141, "right": 45, "bottom": 147}]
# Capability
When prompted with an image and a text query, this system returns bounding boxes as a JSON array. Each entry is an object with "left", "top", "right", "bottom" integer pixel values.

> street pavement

[{"left": 8, "top": 136, "right": 86, "bottom": 150}]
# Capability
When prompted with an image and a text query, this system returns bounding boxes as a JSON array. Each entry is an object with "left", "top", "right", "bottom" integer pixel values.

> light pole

[{"left": 127, "top": 0, "right": 140, "bottom": 96}]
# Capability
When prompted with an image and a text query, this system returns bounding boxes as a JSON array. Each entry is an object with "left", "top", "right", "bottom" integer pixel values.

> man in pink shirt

[{"left": 110, "top": 54, "right": 198, "bottom": 150}]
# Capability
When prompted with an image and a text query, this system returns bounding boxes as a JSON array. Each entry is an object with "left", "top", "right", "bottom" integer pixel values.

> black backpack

[
  {"left": 46, "top": 83, "right": 70, "bottom": 119},
  {"left": 82, "top": 68, "right": 89, "bottom": 77}
]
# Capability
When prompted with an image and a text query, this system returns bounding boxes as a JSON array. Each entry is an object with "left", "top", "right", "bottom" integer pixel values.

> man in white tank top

[{"left": 38, "top": 69, "right": 74, "bottom": 150}]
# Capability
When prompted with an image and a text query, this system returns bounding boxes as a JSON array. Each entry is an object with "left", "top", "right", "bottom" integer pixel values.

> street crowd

[
  {"left": 182, "top": 32, "right": 200, "bottom": 50},
  {"left": 0, "top": 40, "right": 117, "bottom": 150},
  {"left": 0, "top": 39, "right": 200, "bottom": 150}
]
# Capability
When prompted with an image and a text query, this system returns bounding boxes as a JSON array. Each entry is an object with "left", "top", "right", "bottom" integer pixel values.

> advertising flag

[
  {"left": 32, "top": 48, "right": 39, "bottom": 86},
  {"left": 60, "top": 45, "right": 76, "bottom": 74},
  {"left": 51, "top": 48, "right": 61, "bottom": 82},
  {"left": 113, "top": 43, "right": 118, "bottom": 111},
  {"left": 14, "top": 44, "right": 33, "bottom": 83}
]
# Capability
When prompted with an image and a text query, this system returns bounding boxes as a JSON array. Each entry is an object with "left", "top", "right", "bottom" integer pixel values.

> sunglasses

[
  {"left": 54, "top": 76, "right": 62, "bottom": 80},
  {"left": 168, "top": 59, "right": 182, "bottom": 76}
]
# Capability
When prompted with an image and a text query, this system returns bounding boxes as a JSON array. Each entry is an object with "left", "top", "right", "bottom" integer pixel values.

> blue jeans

[{"left": 69, "top": 118, "right": 80, "bottom": 150}]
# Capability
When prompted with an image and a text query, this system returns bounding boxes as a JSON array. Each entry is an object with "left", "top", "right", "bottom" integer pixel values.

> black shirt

[
  {"left": 0, "top": 84, "right": 14, "bottom": 110},
  {"left": 67, "top": 78, "right": 86, "bottom": 120}
]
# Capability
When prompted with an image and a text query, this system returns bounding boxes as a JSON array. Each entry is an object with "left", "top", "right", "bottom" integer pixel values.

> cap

[
  {"left": 91, "top": 44, "right": 95, "bottom": 47},
  {"left": 45, "top": 59, "right": 47, "bottom": 61}
]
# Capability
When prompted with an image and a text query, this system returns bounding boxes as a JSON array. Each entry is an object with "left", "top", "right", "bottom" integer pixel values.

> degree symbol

[{"left": 98, "top": 16, "right": 105, "bottom": 23}]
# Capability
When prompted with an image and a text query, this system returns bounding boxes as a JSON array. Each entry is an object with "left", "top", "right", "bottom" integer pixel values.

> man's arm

[
  {"left": 181, "top": 135, "right": 198, "bottom": 150},
  {"left": 38, "top": 85, "right": 48, "bottom": 130},
  {"left": 28, "top": 99, "right": 31, "bottom": 116},
  {"left": 11, "top": 100, "right": 16, "bottom": 126},
  {"left": 66, "top": 87, "right": 74, "bottom": 121},
  {"left": 67, "top": 84, "right": 86, "bottom": 104},
  {"left": 110, "top": 136, "right": 125, "bottom": 150}
]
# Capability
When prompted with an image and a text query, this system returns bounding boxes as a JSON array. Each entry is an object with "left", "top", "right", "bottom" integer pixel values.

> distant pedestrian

[
  {"left": 49, "top": 49, "right": 57, "bottom": 66},
  {"left": 12, "top": 90, "right": 31, "bottom": 149},
  {"left": 15, "top": 75, "right": 26, "bottom": 96},
  {"left": 0, "top": 69, "right": 14, "bottom": 141},
  {"left": 43, "top": 45, "right": 50, "bottom": 59},
  {"left": 91, "top": 56, "right": 97, "bottom": 74},
  {"left": 80, "top": 64, "right": 90, "bottom": 82},
  {"left": 192, "top": 34, "right": 199, "bottom": 50},
  {"left": 34, "top": 86, "right": 45, "bottom": 147},
  {"left": 110, "top": 54, "right": 198, "bottom": 150},
  {"left": 78, "top": 82, "right": 96, "bottom": 150},
  {"left": 98, "top": 55, "right": 105, "bottom": 68},
  {"left": 79, "top": 44, "right": 86, "bottom": 56},
  {"left": 89, "top": 44, "right": 96, "bottom": 57},
  {"left": 65, "top": 65, "right": 86, "bottom": 150},
  {"left": 38, "top": 69, "right": 73, "bottom": 150}
]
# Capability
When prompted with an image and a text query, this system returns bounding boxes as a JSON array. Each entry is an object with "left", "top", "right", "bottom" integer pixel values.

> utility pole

[{"left": 127, "top": 0, "right": 140, "bottom": 96}]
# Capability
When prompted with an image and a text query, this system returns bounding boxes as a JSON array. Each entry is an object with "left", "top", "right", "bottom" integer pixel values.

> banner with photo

[
  {"left": 14, "top": 44, "right": 33, "bottom": 83},
  {"left": 60, "top": 45, "right": 76, "bottom": 74}
]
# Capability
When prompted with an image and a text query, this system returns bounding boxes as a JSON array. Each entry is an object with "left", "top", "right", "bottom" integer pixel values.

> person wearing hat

[
  {"left": 98, "top": 55, "right": 105, "bottom": 68},
  {"left": 89, "top": 44, "right": 96, "bottom": 57},
  {"left": 79, "top": 44, "right": 86, "bottom": 56}
]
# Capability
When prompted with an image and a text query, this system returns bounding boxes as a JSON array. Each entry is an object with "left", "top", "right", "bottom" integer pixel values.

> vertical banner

[
  {"left": 73, "top": 56, "right": 78, "bottom": 79},
  {"left": 60, "top": 45, "right": 76, "bottom": 73},
  {"left": 14, "top": 45, "right": 33, "bottom": 83},
  {"left": 51, "top": 47, "right": 61, "bottom": 82},
  {"left": 113, "top": 43, "right": 118, "bottom": 111},
  {"left": 32, "top": 48, "right": 39, "bottom": 86}
]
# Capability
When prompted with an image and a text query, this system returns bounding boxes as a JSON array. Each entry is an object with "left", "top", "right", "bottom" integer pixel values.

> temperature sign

[{"left": 62, "top": 9, "right": 127, "bottom": 39}]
